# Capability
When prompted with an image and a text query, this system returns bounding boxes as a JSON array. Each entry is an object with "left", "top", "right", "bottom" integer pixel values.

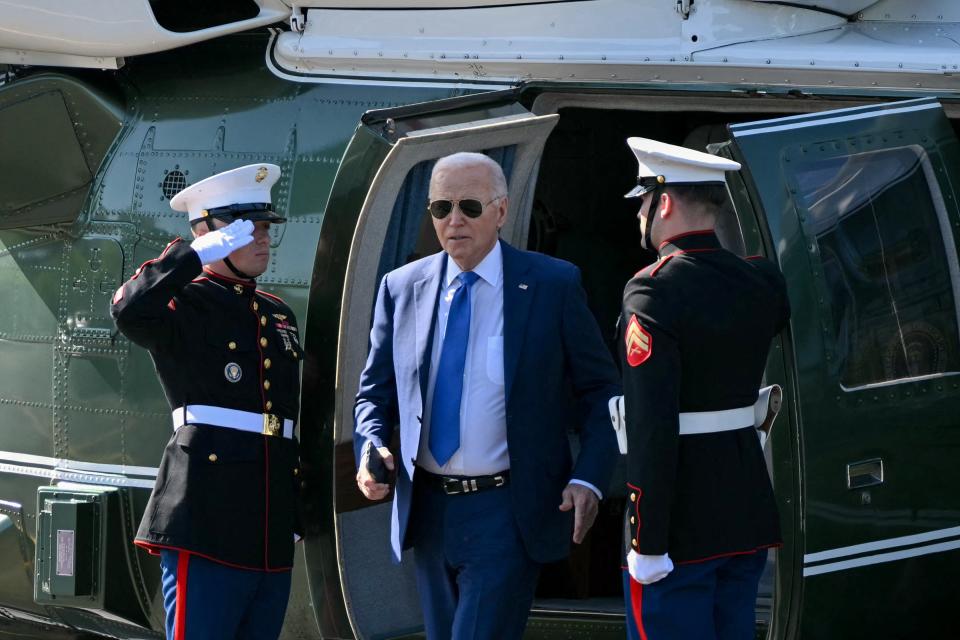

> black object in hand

[{"left": 363, "top": 441, "right": 389, "bottom": 484}]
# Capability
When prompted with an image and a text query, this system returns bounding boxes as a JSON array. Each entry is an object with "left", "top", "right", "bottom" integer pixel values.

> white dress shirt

[{"left": 418, "top": 242, "right": 601, "bottom": 498}]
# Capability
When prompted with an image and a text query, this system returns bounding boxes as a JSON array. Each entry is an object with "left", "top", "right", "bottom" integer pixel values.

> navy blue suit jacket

[{"left": 354, "top": 240, "right": 620, "bottom": 563}]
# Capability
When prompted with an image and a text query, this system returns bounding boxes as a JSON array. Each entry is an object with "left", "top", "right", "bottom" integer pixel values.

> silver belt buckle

[{"left": 262, "top": 413, "right": 282, "bottom": 437}]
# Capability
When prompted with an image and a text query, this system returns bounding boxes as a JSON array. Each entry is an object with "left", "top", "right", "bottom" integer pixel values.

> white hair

[{"left": 431, "top": 152, "right": 508, "bottom": 197}]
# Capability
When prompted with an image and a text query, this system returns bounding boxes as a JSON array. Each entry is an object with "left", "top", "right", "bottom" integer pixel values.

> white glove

[
  {"left": 627, "top": 550, "right": 674, "bottom": 585},
  {"left": 190, "top": 219, "right": 255, "bottom": 265}
]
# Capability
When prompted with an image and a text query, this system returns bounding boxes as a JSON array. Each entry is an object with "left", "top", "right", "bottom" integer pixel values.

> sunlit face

[
  {"left": 637, "top": 191, "right": 655, "bottom": 238},
  {"left": 197, "top": 218, "right": 272, "bottom": 277},
  {"left": 429, "top": 163, "right": 507, "bottom": 271}
]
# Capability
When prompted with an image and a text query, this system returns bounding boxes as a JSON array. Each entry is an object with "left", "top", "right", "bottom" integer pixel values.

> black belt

[{"left": 417, "top": 468, "right": 510, "bottom": 495}]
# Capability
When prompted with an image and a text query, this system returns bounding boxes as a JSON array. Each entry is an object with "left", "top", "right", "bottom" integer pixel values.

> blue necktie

[{"left": 429, "top": 271, "right": 481, "bottom": 466}]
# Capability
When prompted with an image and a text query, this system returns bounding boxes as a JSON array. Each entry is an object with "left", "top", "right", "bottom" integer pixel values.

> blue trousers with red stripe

[
  {"left": 159, "top": 550, "right": 292, "bottom": 640},
  {"left": 623, "top": 550, "right": 767, "bottom": 640}
]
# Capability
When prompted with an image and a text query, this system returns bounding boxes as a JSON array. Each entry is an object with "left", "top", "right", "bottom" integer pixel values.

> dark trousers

[
  {"left": 623, "top": 549, "right": 767, "bottom": 640},
  {"left": 159, "top": 549, "right": 292, "bottom": 640},
  {"left": 408, "top": 477, "right": 541, "bottom": 640}
]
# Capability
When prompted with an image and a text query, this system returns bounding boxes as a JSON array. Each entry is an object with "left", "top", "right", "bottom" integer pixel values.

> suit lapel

[
  {"left": 501, "top": 241, "right": 534, "bottom": 405},
  {"left": 414, "top": 252, "right": 446, "bottom": 408}
]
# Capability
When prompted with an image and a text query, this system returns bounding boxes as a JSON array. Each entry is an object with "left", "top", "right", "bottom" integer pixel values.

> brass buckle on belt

[{"left": 262, "top": 413, "right": 282, "bottom": 437}]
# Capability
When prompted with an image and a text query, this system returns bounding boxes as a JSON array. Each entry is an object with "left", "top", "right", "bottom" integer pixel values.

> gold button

[
  {"left": 234, "top": 284, "right": 243, "bottom": 294},
  {"left": 292, "top": 351, "right": 299, "bottom": 359},
  {"left": 293, "top": 468, "right": 300, "bottom": 476},
  {"left": 630, "top": 516, "right": 636, "bottom": 525},
  {"left": 263, "top": 380, "right": 271, "bottom": 390},
  {"left": 631, "top": 538, "right": 638, "bottom": 548},
  {"left": 265, "top": 400, "right": 273, "bottom": 410},
  {"left": 630, "top": 492, "right": 637, "bottom": 502},
  {"left": 264, "top": 358, "right": 272, "bottom": 369},
  {"left": 228, "top": 341, "right": 237, "bottom": 350},
  {"left": 253, "top": 301, "right": 259, "bottom": 311},
  {"left": 261, "top": 315, "right": 267, "bottom": 326},
  {"left": 208, "top": 453, "right": 218, "bottom": 463},
  {"left": 260, "top": 337, "right": 268, "bottom": 348}
]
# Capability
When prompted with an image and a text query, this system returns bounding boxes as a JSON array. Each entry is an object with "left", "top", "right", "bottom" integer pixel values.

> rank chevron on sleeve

[{"left": 625, "top": 314, "right": 652, "bottom": 367}]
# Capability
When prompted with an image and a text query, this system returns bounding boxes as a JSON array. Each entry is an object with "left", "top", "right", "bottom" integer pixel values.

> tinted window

[{"left": 794, "top": 146, "right": 960, "bottom": 388}]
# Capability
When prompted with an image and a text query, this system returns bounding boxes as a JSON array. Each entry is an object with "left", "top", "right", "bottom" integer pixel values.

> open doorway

[{"left": 525, "top": 102, "right": 788, "bottom": 626}]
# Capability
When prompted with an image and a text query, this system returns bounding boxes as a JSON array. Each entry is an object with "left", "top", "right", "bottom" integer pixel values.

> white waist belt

[
  {"left": 172, "top": 405, "right": 294, "bottom": 439},
  {"left": 678, "top": 406, "right": 754, "bottom": 435}
]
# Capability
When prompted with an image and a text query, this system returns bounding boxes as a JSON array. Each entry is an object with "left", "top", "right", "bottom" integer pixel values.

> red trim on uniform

[
  {"left": 167, "top": 299, "right": 177, "bottom": 311},
  {"left": 650, "top": 248, "right": 718, "bottom": 276},
  {"left": 253, "top": 306, "right": 267, "bottom": 407},
  {"left": 657, "top": 229, "right": 715, "bottom": 251},
  {"left": 629, "top": 576, "right": 649, "bottom": 640},
  {"left": 745, "top": 255, "right": 765, "bottom": 261},
  {"left": 649, "top": 254, "right": 674, "bottom": 277},
  {"left": 201, "top": 268, "right": 256, "bottom": 287},
  {"left": 634, "top": 262, "right": 656, "bottom": 278},
  {"left": 263, "top": 437, "right": 271, "bottom": 570},
  {"left": 256, "top": 289, "right": 286, "bottom": 304},
  {"left": 132, "top": 540, "right": 293, "bottom": 572},
  {"left": 174, "top": 552, "right": 190, "bottom": 640},
  {"left": 675, "top": 543, "right": 782, "bottom": 565},
  {"left": 128, "top": 238, "right": 183, "bottom": 282}
]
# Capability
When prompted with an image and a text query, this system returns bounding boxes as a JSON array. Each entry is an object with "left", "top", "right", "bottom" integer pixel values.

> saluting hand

[
  {"left": 356, "top": 446, "right": 394, "bottom": 501},
  {"left": 190, "top": 219, "right": 255, "bottom": 265},
  {"left": 559, "top": 483, "right": 599, "bottom": 544}
]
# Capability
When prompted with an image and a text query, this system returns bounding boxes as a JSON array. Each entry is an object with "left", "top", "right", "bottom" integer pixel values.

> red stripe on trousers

[
  {"left": 629, "top": 576, "right": 648, "bottom": 640},
  {"left": 175, "top": 552, "right": 190, "bottom": 640}
]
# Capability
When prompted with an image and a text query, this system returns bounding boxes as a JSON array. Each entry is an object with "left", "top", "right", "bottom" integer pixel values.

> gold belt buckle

[{"left": 262, "top": 413, "right": 282, "bottom": 437}]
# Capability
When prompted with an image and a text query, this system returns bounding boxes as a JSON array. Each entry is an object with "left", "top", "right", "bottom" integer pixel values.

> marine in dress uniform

[
  {"left": 618, "top": 139, "right": 791, "bottom": 640},
  {"left": 110, "top": 164, "right": 303, "bottom": 640}
]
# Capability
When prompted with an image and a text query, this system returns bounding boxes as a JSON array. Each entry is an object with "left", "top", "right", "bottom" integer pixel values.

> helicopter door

[
  {"left": 727, "top": 98, "right": 960, "bottom": 639},
  {"left": 300, "top": 91, "right": 557, "bottom": 639}
]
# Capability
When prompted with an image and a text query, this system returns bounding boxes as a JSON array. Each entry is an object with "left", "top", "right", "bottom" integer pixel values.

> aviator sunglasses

[{"left": 427, "top": 196, "right": 504, "bottom": 219}]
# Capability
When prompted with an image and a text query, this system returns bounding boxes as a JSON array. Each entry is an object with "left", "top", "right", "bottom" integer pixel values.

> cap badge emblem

[
  {"left": 625, "top": 314, "right": 652, "bottom": 367},
  {"left": 224, "top": 362, "right": 243, "bottom": 383},
  {"left": 255, "top": 166, "right": 268, "bottom": 183}
]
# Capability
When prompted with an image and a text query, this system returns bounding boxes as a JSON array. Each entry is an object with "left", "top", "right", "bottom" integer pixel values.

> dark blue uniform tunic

[
  {"left": 619, "top": 230, "right": 791, "bottom": 640},
  {"left": 111, "top": 238, "right": 302, "bottom": 571}
]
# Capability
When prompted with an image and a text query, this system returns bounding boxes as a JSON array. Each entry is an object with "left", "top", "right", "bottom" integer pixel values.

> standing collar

[
  {"left": 201, "top": 267, "right": 257, "bottom": 292},
  {"left": 657, "top": 230, "right": 721, "bottom": 258},
  {"left": 445, "top": 241, "right": 502, "bottom": 288}
]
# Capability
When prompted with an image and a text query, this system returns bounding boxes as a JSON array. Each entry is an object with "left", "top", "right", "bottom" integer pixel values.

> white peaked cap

[
  {"left": 624, "top": 137, "right": 741, "bottom": 198},
  {"left": 170, "top": 163, "right": 281, "bottom": 221}
]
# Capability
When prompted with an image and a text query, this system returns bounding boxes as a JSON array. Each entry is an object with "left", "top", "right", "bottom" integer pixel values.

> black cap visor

[
  {"left": 624, "top": 176, "right": 665, "bottom": 199},
  {"left": 190, "top": 202, "right": 287, "bottom": 225}
]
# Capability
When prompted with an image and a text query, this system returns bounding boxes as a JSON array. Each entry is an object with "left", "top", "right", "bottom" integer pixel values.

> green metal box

[{"left": 34, "top": 486, "right": 111, "bottom": 607}]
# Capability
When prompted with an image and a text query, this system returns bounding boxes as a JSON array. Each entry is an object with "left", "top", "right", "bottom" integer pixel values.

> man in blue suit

[{"left": 354, "top": 152, "right": 621, "bottom": 640}]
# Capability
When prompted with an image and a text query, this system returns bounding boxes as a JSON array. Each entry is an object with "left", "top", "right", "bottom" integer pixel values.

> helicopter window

[
  {"left": 793, "top": 146, "right": 960, "bottom": 389},
  {"left": 149, "top": 0, "right": 259, "bottom": 33}
]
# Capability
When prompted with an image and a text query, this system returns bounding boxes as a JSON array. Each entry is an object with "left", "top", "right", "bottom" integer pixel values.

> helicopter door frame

[
  {"left": 327, "top": 108, "right": 558, "bottom": 640},
  {"left": 334, "top": 111, "right": 559, "bottom": 451},
  {"left": 727, "top": 97, "right": 960, "bottom": 639}
]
